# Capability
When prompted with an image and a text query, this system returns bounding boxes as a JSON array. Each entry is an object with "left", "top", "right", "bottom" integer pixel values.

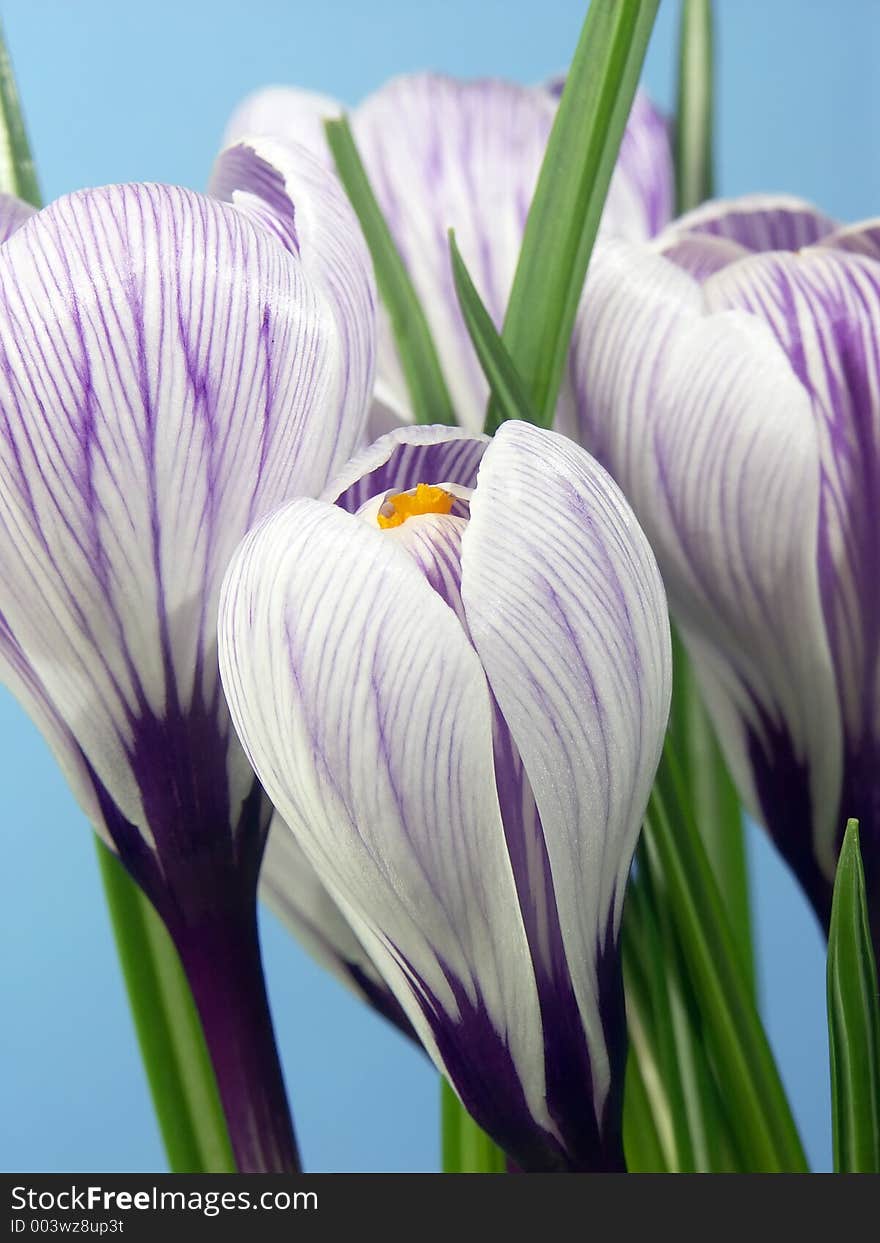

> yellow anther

[{"left": 377, "top": 483, "right": 454, "bottom": 529}]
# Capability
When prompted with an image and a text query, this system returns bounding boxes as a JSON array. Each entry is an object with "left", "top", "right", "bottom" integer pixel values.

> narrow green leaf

[
  {"left": 440, "top": 1078, "right": 506, "bottom": 1172},
  {"left": 486, "top": 0, "right": 660, "bottom": 432},
  {"left": 669, "top": 637, "right": 755, "bottom": 995},
  {"left": 449, "top": 230, "right": 538, "bottom": 424},
  {"left": 97, "top": 843, "right": 235, "bottom": 1172},
  {"left": 827, "top": 821, "right": 880, "bottom": 1173},
  {"left": 674, "top": 0, "right": 715, "bottom": 213},
  {"left": 623, "top": 1047, "right": 668, "bottom": 1173},
  {"left": 646, "top": 745, "right": 808, "bottom": 1171},
  {"left": 0, "top": 22, "right": 39, "bottom": 206},
  {"left": 673, "top": 0, "right": 756, "bottom": 999},
  {"left": 627, "top": 860, "right": 696, "bottom": 1171},
  {"left": 440, "top": 1078, "right": 462, "bottom": 1173},
  {"left": 325, "top": 116, "right": 456, "bottom": 426}
]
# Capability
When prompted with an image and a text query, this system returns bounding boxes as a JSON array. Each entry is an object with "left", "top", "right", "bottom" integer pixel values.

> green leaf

[
  {"left": 646, "top": 744, "right": 808, "bottom": 1171},
  {"left": 827, "top": 821, "right": 880, "bottom": 1173},
  {"left": 449, "top": 230, "right": 538, "bottom": 425},
  {"left": 485, "top": 0, "right": 660, "bottom": 433},
  {"left": 669, "top": 634, "right": 756, "bottom": 996},
  {"left": 440, "top": 1078, "right": 506, "bottom": 1173},
  {"left": 325, "top": 116, "right": 457, "bottom": 427},
  {"left": 623, "top": 1047, "right": 669, "bottom": 1173},
  {"left": 674, "top": 0, "right": 715, "bottom": 213},
  {"left": 97, "top": 843, "right": 235, "bottom": 1172},
  {"left": 0, "top": 22, "right": 39, "bottom": 206}
]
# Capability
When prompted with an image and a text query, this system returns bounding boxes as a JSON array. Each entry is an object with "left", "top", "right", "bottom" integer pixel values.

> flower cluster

[{"left": 3, "top": 59, "right": 876, "bottom": 1176}]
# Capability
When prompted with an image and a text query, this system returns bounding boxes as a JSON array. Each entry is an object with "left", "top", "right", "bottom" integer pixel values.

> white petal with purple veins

[
  {"left": 221, "top": 85, "right": 342, "bottom": 159},
  {"left": 0, "top": 182, "right": 372, "bottom": 836},
  {"left": 323, "top": 422, "right": 489, "bottom": 512},
  {"left": 352, "top": 73, "right": 556, "bottom": 430},
  {"left": 660, "top": 193, "right": 837, "bottom": 254},
  {"left": 571, "top": 242, "right": 841, "bottom": 879},
  {"left": 821, "top": 219, "right": 880, "bottom": 260},
  {"left": 705, "top": 249, "right": 880, "bottom": 868},
  {"left": 209, "top": 136, "right": 376, "bottom": 442},
  {"left": 461, "top": 421, "right": 672, "bottom": 1113},
  {"left": 0, "top": 192, "right": 36, "bottom": 244},
  {"left": 219, "top": 498, "right": 551, "bottom": 1145}
]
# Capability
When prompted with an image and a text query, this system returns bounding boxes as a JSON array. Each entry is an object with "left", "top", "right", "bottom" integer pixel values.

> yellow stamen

[{"left": 376, "top": 483, "right": 454, "bottom": 529}]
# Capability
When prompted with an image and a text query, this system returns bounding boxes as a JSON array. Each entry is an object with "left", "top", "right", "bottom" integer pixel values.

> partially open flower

[
  {"left": 570, "top": 196, "right": 880, "bottom": 956},
  {"left": 220, "top": 421, "right": 672, "bottom": 1171},
  {"left": 223, "top": 71, "right": 674, "bottom": 433},
  {"left": 0, "top": 140, "right": 375, "bottom": 1170}
]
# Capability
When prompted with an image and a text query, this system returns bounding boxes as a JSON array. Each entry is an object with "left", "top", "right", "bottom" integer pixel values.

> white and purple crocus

[
  {"left": 223, "top": 71, "right": 674, "bottom": 434},
  {"left": 219, "top": 421, "right": 672, "bottom": 1172},
  {"left": 571, "top": 195, "right": 880, "bottom": 957},
  {"left": 0, "top": 141, "right": 375, "bottom": 1171},
  {"left": 222, "top": 71, "right": 676, "bottom": 1030}
]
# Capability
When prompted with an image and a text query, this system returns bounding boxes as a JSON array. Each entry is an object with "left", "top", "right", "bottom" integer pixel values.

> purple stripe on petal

[
  {"left": 706, "top": 253, "right": 880, "bottom": 890},
  {"left": 0, "top": 192, "right": 36, "bottom": 244},
  {"left": 325, "top": 425, "right": 489, "bottom": 513},
  {"left": 667, "top": 194, "right": 837, "bottom": 254},
  {"left": 821, "top": 220, "right": 880, "bottom": 261}
]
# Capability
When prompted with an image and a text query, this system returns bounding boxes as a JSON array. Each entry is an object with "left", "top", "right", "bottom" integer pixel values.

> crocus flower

[
  {"left": 219, "top": 420, "right": 672, "bottom": 1172},
  {"left": 224, "top": 72, "right": 674, "bottom": 433},
  {"left": 0, "top": 138, "right": 375, "bottom": 1171},
  {"left": 569, "top": 194, "right": 880, "bottom": 954}
]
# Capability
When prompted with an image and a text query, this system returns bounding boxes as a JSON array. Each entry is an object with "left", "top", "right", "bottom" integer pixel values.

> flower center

[{"left": 376, "top": 483, "right": 454, "bottom": 529}]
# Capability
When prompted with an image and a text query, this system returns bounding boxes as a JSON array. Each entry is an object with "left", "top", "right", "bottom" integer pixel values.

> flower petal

[
  {"left": 220, "top": 497, "right": 571, "bottom": 1169},
  {"left": 604, "top": 90, "right": 673, "bottom": 241},
  {"left": 209, "top": 136, "right": 376, "bottom": 442},
  {"left": 461, "top": 421, "right": 671, "bottom": 1140},
  {"left": 221, "top": 85, "right": 342, "bottom": 159},
  {"left": 323, "top": 423, "right": 489, "bottom": 512},
  {"left": 260, "top": 814, "right": 416, "bottom": 1037},
  {"left": 350, "top": 73, "right": 555, "bottom": 430},
  {"left": 661, "top": 194, "right": 837, "bottom": 254},
  {"left": 0, "top": 192, "right": 36, "bottom": 244},
  {"left": 705, "top": 248, "right": 880, "bottom": 882},
  {"left": 0, "top": 612, "right": 105, "bottom": 833},
  {"left": 820, "top": 219, "right": 880, "bottom": 261},
  {"left": 0, "top": 183, "right": 371, "bottom": 854},
  {"left": 571, "top": 242, "right": 841, "bottom": 908}
]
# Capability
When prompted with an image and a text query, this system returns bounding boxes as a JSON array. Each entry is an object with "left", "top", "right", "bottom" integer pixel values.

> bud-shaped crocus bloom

[
  {"left": 0, "top": 139, "right": 375, "bottom": 1171},
  {"left": 219, "top": 421, "right": 672, "bottom": 1171},
  {"left": 223, "top": 72, "right": 674, "bottom": 433},
  {"left": 570, "top": 195, "right": 880, "bottom": 955}
]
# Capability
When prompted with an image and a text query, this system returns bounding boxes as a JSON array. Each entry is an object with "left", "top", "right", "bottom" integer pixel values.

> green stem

[
  {"left": 96, "top": 843, "right": 234, "bottom": 1171},
  {"left": 440, "top": 1079, "right": 506, "bottom": 1173},
  {"left": 0, "top": 22, "right": 39, "bottom": 206},
  {"left": 675, "top": 0, "right": 715, "bottom": 213}
]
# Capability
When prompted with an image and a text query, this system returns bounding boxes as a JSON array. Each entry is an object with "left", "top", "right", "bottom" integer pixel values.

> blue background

[{"left": 1, "top": 0, "right": 876, "bottom": 1173}]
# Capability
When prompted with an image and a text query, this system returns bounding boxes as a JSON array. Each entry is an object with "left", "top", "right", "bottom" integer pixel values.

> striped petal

[
  {"left": 221, "top": 85, "right": 342, "bottom": 160},
  {"left": 705, "top": 248, "right": 880, "bottom": 904},
  {"left": 461, "top": 421, "right": 671, "bottom": 1154},
  {"left": 571, "top": 242, "right": 842, "bottom": 920},
  {"left": 220, "top": 498, "right": 558, "bottom": 1169},
  {"left": 323, "top": 423, "right": 489, "bottom": 512},
  {"left": 350, "top": 73, "right": 555, "bottom": 430},
  {"left": 0, "top": 180, "right": 373, "bottom": 912},
  {"left": 820, "top": 219, "right": 880, "bottom": 261},
  {"left": 260, "top": 816, "right": 417, "bottom": 1038},
  {"left": 209, "top": 136, "right": 375, "bottom": 442},
  {"left": 0, "top": 191, "right": 35, "bottom": 243},
  {"left": 660, "top": 194, "right": 837, "bottom": 254},
  {"left": 221, "top": 73, "right": 673, "bottom": 431}
]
